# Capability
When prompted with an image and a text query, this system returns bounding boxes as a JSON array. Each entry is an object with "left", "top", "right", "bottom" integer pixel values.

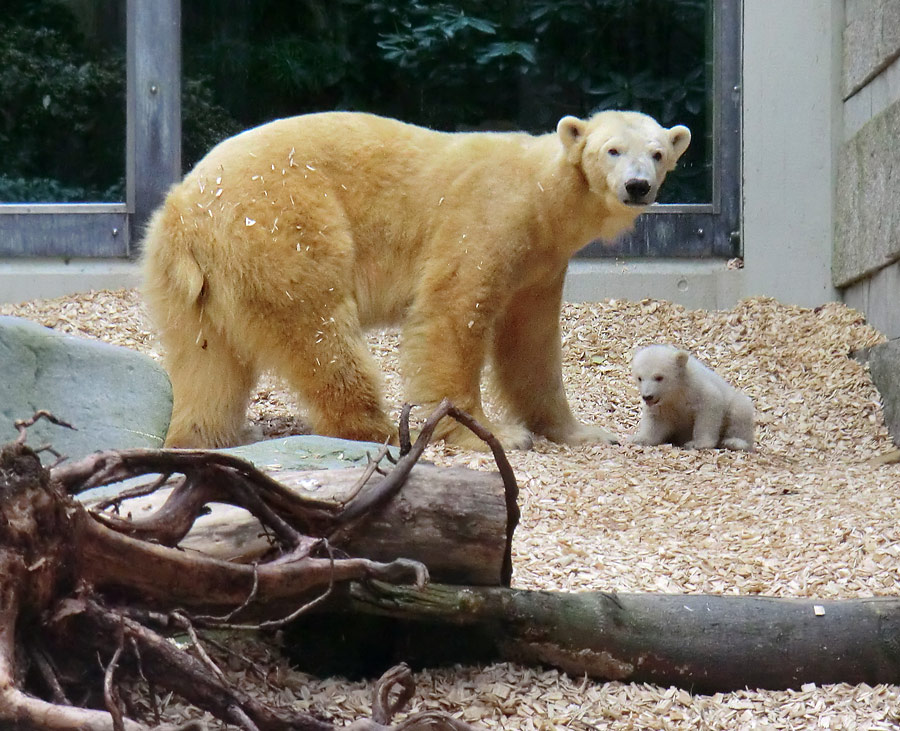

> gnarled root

[{"left": 0, "top": 403, "right": 512, "bottom": 729}]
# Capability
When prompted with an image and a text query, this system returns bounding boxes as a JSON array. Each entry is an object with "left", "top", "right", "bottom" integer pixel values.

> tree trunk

[
  {"left": 83, "top": 464, "right": 510, "bottom": 586},
  {"left": 286, "top": 582, "right": 900, "bottom": 692}
]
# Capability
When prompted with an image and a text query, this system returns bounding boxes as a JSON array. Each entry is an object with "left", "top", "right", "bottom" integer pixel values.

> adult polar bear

[{"left": 142, "top": 111, "right": 690, "bottom": 450}]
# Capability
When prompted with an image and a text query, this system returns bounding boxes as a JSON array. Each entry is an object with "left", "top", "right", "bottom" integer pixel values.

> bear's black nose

[{"left": 625, "top": 178, "right": 652, "bottom": 200}]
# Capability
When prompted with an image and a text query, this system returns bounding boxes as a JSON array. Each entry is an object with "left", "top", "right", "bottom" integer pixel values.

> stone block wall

[
  {"left": 835, "top": 0, "right": 900, "bottom": 338},
  {"left": 836, "top": 0, "right": 900, "bottom": 445}
]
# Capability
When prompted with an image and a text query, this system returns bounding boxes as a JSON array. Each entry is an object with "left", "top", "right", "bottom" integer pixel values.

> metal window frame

[
  {"left": 0, "top": 0, "right": 181, "bottom": 259},
  {"left": 579, "top": 0, "right": 741, "bottom": 259},
  {"left": 0, "top": 0, "right": 737, "bottom": 261}
]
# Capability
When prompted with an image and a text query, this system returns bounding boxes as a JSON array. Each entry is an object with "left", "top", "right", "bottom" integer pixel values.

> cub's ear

[
  {"left": 674, "top": 349, "right": 690, "bottom": 368},
  {"left": 557, "top": 115, "right": 588, "bottom": 163},
  {"left": 668, "top": 125, "right": 691, "bottom": 162}
]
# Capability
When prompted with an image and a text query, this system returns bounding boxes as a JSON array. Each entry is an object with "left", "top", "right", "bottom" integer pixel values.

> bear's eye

[
  {"left": 654, "top": 375, "right": 664, "bottom": 382},
  {"left": 652, "top": 151, "right": 663, "bottom": 162},
  {"left": 607, "top": 148, "right": 620, "bottom": 157}
]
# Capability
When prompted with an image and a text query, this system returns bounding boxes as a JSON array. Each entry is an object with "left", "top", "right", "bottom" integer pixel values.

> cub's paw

[
  {"left": 628, "top": 433, "right": 656, "bottom": 446},
  {"left": 683, "top": 439, "right": 718, "bottom": 450},
  {"left": 721, "top": 437, "right": 754, "bottom": 452}
]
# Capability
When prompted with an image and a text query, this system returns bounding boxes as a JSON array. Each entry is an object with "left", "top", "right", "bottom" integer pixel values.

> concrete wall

[{"left": 835, "top": 0, "right": 900, "bottom": 338}]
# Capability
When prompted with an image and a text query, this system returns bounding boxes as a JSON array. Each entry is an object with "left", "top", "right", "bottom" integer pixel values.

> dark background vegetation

[{"left": 0, "top": 0, "right": 709, "bottom": 204}]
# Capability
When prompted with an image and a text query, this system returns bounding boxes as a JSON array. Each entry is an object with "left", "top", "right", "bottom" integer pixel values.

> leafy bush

[
  {"left": 0, "top": 0, "right": 240, "bottom": 201},
  {"left": 184, "top": 0, "right": 710, "bottom": 201},
  {"left": 0, "top": 0, "right": 124, "bottom": 202}
]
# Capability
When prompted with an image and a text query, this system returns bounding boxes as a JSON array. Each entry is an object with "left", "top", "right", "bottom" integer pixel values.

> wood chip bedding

[{"left": 3, "top": 289, "right": 898, "bottom": 730}]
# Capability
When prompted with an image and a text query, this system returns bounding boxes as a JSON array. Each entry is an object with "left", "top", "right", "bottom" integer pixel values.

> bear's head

[
  {"left": 557, "top": 111, "right": 691, "bottom": 212},
  {"left": 631, "top": 344, "right": 690, "bottom": 408}
]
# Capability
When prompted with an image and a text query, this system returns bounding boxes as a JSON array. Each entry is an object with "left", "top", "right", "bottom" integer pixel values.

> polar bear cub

[{"left": 630, "top": 344, "right": 754, "bottom": 451}]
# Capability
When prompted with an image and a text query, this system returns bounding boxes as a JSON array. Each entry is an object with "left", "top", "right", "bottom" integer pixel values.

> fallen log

[
  {"left": 287, "top": 581, "right": 900, "bottom": 692},
  {"left": 83, "top": 463, "right": 509, "bottom": 586}
]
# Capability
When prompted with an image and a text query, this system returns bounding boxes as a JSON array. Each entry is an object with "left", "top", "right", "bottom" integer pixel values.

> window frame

[
  {"left": 0, "top": 0, "right": 738, "bottom": 261},
  {"left": 0, "top": 0, "right": 181, "bottom": 259},
  {"left": 579, "top": 0, "right": 741, "bottom": 259}
]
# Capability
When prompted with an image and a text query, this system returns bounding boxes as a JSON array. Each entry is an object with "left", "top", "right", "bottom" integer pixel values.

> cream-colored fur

[
  {"left": 630, "top": 344, "right": 755, "bottom": 451},
  {"left": 142, "top": 111, "right": 690, "bottom": 450}
]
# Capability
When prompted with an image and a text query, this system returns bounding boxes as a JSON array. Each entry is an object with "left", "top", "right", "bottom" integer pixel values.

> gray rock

[
  {"left": 0, "top": 315, "right": 172, "bottom": 461},
  {"left": 222, "top": 434, "right": 397, "bottom": 472},
  {"left": 867, "top": 338, "right": 900, "bottom": 447}
]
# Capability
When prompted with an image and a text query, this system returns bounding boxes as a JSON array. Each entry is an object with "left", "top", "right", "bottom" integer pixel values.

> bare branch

[
  {"left": 14, "top": 410, "right": 75, "bottom": 445},
  {"left": 373, "top": 663, "right": 416, "bottom": 725},
  {"left": 102, "top": 630, "right": 126, "bottom": 731},
  {"left": 30, "top": 646, "right": 71, "bottom": 706}
]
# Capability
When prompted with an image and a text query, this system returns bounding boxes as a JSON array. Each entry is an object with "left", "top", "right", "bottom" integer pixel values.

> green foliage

[
  {"left": 0, "top": 0, "right": 124, "bottom": 201},
  {"left": 0, "top": 0, "right": 245, "bottom": 201},
  {"left": 4, "top": 0, "right": 711, "bottom": 203},
  {"left": 183, "top": 0, "right": 710, "bottom": 201},
  {"left": 182, "top": 78, "right": 243, "bottom": 173}
]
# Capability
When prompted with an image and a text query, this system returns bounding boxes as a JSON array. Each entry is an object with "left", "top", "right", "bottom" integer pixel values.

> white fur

[{"left": 630, "top": 344, "right": 755, "bottom": 451}]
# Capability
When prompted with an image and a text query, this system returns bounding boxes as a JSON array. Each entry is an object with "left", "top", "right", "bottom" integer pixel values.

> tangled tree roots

[{"left": 0, "top": 403, "right": 513, "bottom": 730}]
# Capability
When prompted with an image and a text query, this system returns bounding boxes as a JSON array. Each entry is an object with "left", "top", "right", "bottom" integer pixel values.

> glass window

[
  {"left": 0, "top": 0, "right": 126, "bottom": 203},
  {"left": 182, "top": 0, "right": 711, "bottom": 206},
  {"left": 0, "top": 1, "right": 733, "bottom": 260}
]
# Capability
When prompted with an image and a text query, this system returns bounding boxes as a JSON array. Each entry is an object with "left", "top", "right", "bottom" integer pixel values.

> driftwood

[{"left": 0, "top": 403, "right": 514, "bottom": 731}]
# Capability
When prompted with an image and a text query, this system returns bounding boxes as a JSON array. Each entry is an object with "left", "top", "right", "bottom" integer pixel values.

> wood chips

[{"left": 2, "top": 289, "right": 898, "bottom": 729}]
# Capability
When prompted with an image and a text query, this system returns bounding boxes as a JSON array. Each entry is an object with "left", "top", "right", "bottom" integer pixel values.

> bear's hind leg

[
  {"left": 267, "top": 301, "right": 397, "bottom": 444},
  {"left": 163, "top": 325, "right": 258, "bottom": 448},
  {"left": 722, "top": 394, "right": 755, "bottom": 451}
]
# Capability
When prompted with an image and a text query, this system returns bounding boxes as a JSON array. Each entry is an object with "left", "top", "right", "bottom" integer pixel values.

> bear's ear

[
  {"left": 675, "top": 349, "right": 690, "bottom": 368},
  {"left": 557, "top": 116, "right": 588, "bottom": 163},
  {"left": 668, "top": 125, "right": 691, "bottom": 162}
]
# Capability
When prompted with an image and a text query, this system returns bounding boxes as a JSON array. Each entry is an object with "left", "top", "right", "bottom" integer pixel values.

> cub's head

[
  {"left": 557, "top": 111, "right": 690, "bottom": 211},
  {"left": 631, "top": 344, "right": 690, "bottom": 407}
]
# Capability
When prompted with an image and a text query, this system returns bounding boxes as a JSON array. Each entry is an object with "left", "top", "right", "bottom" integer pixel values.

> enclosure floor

[{"left": 4, "top": 289, "right": 898, "bottom": 730}]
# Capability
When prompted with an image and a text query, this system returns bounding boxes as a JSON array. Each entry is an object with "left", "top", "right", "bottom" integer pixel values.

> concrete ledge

[
  {"left": 0, "top": 259, "right": 141, "bottom": 305},
  {"left": 842, "top": 259, "right": 900, "bottom": 338},
  {"left": 834, "top": 98, "right": 900, "bottom": 287},
  {"left": 0, "top": 257, "right": 746, "bottom": 312},
  {"left": 864, "top": 338, "right": 900, "bottom": 447},
  {"left": 564, "top": 259, "right": 743, "bottom": 311},
  {"left": 843, "top": 0, "right": 900, "bottom": 98}
]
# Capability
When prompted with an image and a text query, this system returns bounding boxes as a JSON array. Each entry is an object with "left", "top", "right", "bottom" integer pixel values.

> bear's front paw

[
  {"left": 442, "top": 421, "right": 533, "bottom": 452},
  {"left": 545, "top": 423, "right": 619, "bottom": 446},
  {"left": 568, "top": 424, "right": 620, "bottom": 446}
]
